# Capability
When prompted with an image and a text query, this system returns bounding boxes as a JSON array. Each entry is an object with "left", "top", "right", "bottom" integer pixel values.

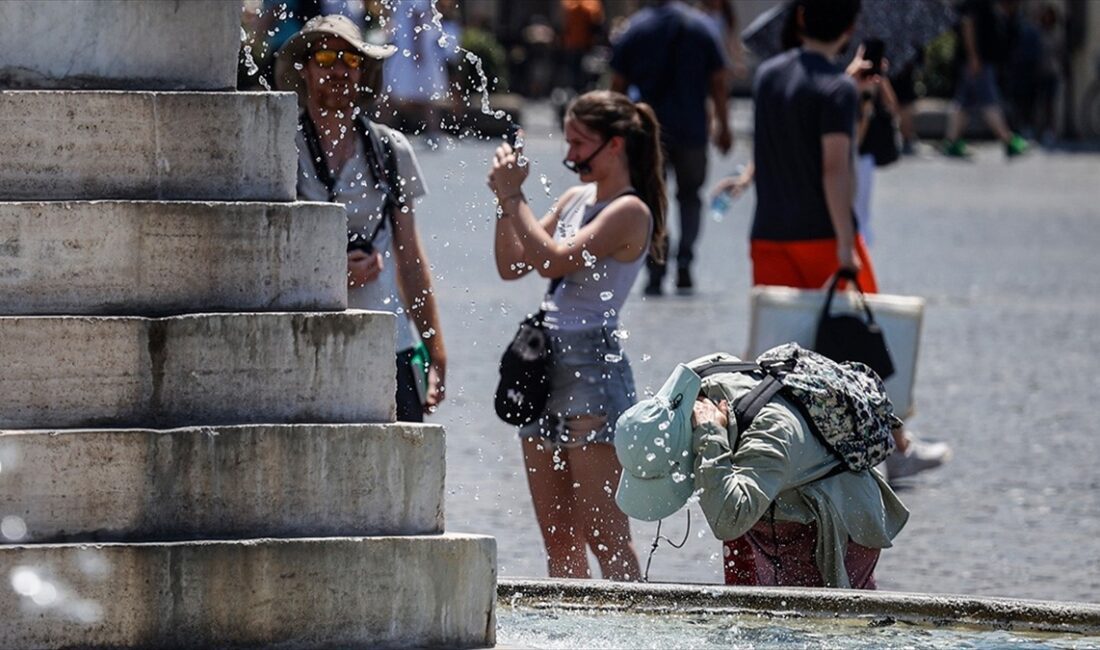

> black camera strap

[{"left": 299, "top": 114, "right": 404, "bottom": 248}]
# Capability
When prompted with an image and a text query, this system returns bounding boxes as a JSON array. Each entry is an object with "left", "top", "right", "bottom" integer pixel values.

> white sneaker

[{"left": 885, "top": 432, "right": 952, "bottom": 482}]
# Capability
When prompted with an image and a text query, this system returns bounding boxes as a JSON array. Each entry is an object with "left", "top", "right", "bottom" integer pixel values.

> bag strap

[
  {"left": 301, "top": 114, "right": 401, "bottom": 246},
  {"left": 534, "top": 187, "right": 637, "bottom": 320},
  {"left": 820, "top": 268, "right": 876, "bottom": 325},
  {"left": 700, "top": 357, "right": 854, "bottom": 478}
]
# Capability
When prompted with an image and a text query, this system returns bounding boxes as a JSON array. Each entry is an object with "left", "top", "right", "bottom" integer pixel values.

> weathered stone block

[
  {"left": 0, "top": 423, "right": 443, "bottom": 542},
  {"left": 0, "top": 201, "right": 346, "bottom": 315},
  {"left": 0, "top": 1, "right": 239, "bottom": 90},
  {"left": 0, "top": 312, "right": 396, "bottom": 428},
  {"left": 0, "top": 91, "right": 297, "bottom": 201},
  {"left": 0, "top": 535, "right": 496, "bottom": 649}
]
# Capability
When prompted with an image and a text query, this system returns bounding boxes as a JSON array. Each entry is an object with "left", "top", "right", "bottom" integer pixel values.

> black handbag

[
  {"left": 494, "top": 278, "right": 562, "bottom": 426},
  {"left": 814, "top": 270, "right": 895, "bottom": 380}
]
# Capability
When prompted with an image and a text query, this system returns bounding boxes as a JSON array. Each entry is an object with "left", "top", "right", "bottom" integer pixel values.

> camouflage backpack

[{"left": 696, "top": 343, "right": 901, "bottom": 473}]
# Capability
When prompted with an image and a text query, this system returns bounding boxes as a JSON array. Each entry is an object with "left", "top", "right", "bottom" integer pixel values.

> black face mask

[{"left": 563, "top": 138, "right": 610, "bottom": 175}]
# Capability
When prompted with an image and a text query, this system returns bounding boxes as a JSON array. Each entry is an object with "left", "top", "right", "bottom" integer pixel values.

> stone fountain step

[
  {"left": 0, "top": 534, "right": 497, "bottom": 649},
  {"left": 0, "top": 91, "right": 297, "bottom": 201},
  {"left": 0, "top": 201, "right": 347, "bottom": 315},
  {"left": 0, "top": 424, "right": 444, "bottom": 543},
  {"left": 0, "top": 1, "right": 239, "bottom": 91},
  {"left": 0, "top": 312, "right": 396, "bottom": 429}
]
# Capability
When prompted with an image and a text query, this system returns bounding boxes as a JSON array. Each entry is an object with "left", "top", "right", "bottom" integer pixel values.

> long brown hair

[{"left": 567, "top": 91, "right": 668, "bottom": 263}]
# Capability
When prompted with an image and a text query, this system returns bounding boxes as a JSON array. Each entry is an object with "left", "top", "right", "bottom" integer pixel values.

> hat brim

[
  {"left": 616, "top": 467, "right": 695, "bottom": 522},
  {"left": 274, "top": 24, "right": 396, "bottom": 96}
]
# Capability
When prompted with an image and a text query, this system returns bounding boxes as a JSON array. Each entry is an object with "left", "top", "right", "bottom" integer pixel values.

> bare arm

[
  {"left": 960, "top": 15, "right": 981, "bottom": 75},
  {"left": 493, "top": 190, "right": 570, "bottom": 280},
  {"left": 500, "top": 192, "right": 649, "bottom": 278},
  {"left": 822, "top": 133, "right": 858, "bottom": 271},
  {"left": 391, "top": 204, "right": 447, "bottom": 410},
  {"left": 708, "top": 69, "right": 733, "bottom": 154}
]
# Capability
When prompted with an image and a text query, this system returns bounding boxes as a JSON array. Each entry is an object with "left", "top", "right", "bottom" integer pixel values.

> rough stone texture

[
  {"left": 0, "top": 424, "right": 443, "bottom": 542},
  {"left": 0, "top": 201, "right": 346, "bottom": 315},
  {"left": 0, "top": 91, "right": 297, "bottom": 201},
  {"left": 0, "top": 1, "right": 239, "bottom": 90},
  {"left": 0, "top": 312, "right": 396, "bottom": 428},
  {"left": 499, "top": 578, "right": 1100, "bottom": 636},
  {"left": 0, "top": 535, "right": 497, "bottom": 649}
]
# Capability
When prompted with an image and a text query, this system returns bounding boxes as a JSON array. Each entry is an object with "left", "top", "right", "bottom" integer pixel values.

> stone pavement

[{"left": 408, "top": 108, "right": 1100, "bottom": 603}]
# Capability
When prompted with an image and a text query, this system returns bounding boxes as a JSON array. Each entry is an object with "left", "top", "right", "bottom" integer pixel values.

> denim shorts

[{"left": 518, "top": 326, "right": 637, "bottom": 447}]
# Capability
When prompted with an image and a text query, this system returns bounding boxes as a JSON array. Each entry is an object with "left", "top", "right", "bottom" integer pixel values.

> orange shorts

[{"left": 750, "top": 236, "right": 878, "bottom": 293}]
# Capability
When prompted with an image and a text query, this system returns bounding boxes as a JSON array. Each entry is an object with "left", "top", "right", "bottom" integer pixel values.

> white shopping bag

[{"left": 747, "top": 285, "right": 925, "bottom": 418}]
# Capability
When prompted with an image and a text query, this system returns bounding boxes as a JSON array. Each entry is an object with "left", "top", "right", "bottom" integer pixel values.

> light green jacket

[{"left": 690, "top": 356, "right": 909, "bottom": 588}]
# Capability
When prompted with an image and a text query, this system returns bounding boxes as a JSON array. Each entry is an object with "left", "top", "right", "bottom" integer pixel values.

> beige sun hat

[{"left": 274, "top": 14, "right": 397, "bottom": 97}]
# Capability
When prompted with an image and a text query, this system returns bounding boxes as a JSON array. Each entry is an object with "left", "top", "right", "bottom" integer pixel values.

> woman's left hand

[{"left": 488, "top": 143, "right": 529, "bottom": 200}]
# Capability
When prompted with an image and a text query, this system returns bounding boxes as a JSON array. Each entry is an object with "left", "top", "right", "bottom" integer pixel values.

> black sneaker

[
  {"left": 675, "top": 267, "right": 694, "bottom": 294},
  {"left": 644, "top": 275, "right": 663, "bottom": 296}
]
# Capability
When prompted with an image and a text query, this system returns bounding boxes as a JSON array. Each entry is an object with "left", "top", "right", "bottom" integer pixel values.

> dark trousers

[
  {"left": 395, "top": 348, "right": 423, "bottom": 423},
  {"left": 648, "top": 142, "right": 708, "bottom": 280}
]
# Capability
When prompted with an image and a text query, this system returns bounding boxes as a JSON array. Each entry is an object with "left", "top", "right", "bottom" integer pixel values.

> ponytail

[
  {"left": 566, "top": 91, "right": 668, "bottom": 263},
  {"left": 629, "top": 102, "right": 667, "bottom": 263}
]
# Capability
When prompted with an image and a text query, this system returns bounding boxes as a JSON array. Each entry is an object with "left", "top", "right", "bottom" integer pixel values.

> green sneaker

[
  {"left": 942, "top": 139, "right": 970, "bottom": 158},
  {"left": 1006, "top": 134, "right": 1029, "bottom": 158}
]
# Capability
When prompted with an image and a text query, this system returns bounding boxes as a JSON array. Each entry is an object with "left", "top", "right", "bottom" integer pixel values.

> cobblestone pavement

[{"left": 408, "top": 107, "right": 1100, "bottom": 603}]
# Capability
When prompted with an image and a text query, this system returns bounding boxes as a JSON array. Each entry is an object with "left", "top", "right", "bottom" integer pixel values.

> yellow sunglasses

[{"left": 311, "top": 50, "right": 364, "bottom": 69}]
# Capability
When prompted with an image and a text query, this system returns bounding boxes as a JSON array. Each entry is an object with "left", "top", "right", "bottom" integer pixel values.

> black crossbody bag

[{"left": 493, "top": 277, "right": 563, "bottom": 426}]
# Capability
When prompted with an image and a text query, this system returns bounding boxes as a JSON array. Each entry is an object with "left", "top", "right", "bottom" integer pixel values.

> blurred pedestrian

[
  {"left": 486, "top": 90, "right": 668, "bottom": 581},
  {"left": 276, "top": 15, "right": 447, "bottom": 422},
  {"left": 698, "top": 0, "right": 749, "bottom": 82},
  {"left": 614, "top": 352, "right": 909, "bottom": 588},
  {"left": 559, "top": 0, "right": 605, "bottom": 93},
  {"left": 855, "top": 65, "right": 901, "bottom": 248},
  {"left": 610, "top": 0, "right": 732, "bottom": 296},
  {"left": 383, "top": 0, "right": 455, "bottom": 142},
  {"left": 942, "top": 0, "right": 1028, "bottom": 158}
]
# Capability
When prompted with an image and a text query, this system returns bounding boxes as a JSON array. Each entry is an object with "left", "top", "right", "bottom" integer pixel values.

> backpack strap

[{"left": 699, "top": 358, "right": 854, "bottom": 479}]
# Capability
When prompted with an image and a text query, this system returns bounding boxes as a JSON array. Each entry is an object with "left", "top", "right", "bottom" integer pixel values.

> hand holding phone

[{"left": 862, "top": 38, "right": 885, "bottom": 77}]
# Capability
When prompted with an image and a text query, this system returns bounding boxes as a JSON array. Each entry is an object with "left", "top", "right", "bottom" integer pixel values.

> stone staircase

[{"left": 0, "top": 2, "right": 495, "bottom": 647}]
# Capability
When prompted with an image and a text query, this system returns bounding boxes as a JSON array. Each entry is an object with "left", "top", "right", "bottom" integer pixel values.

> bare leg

[
  {"left": 981, "top": 106, "right": 1015, "bottom": 143},
  {"left": 522, "top": 437, "right": 589, "bottom": 578},
  {"left": 945, "top": 104, "right": 967, "bottom": 142},
  {"left": 564, "top": 416, "right": 642, "bottom": 581}
]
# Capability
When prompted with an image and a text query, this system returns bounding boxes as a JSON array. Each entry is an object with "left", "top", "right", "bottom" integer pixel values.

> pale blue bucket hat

[{"left": 614, "top": 363, "right": 701, "bottom": 521}]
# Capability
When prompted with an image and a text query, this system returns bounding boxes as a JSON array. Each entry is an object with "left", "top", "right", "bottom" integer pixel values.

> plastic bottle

[{"left": 709, "top": 190, "right": 734, "bottom": 223}]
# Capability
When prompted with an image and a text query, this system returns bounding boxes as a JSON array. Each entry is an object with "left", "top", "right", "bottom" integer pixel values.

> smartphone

[
  {"left": 505, "top": 122, "right": 523, "bottom": 151},
  {"left": 862, "top": 38, "right": 885, "bottom": 76}
]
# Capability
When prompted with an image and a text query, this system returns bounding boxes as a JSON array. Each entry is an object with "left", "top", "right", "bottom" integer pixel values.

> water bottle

[
  {"left": 709, "top": 190, "right": 734, "bottom": 223},
  {"left": 709, "top": 164, "right": 746, "bottom": 223}
]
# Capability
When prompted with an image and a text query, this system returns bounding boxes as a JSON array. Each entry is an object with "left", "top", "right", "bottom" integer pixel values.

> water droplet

[
  {"left": 600, "top": 291, "right": 614, "bottom": 301},
  {"left": 604, "top": 353, "right": 623, "bottom": 363},
  {"left": 645, "top": 452, "right": 657, "bottom": 462},
  {"left": 672, "top": 472, "right": 687, "bottom": 483},
  {"left": 1, "top": 516, "right": 26, "bottom": 541}
]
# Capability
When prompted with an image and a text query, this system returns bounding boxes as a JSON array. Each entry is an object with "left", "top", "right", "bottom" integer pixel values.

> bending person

[
  {"left": 615, "top": 353, "right": 909, "bottom": 588},
  {"left": 487, "top": 90, "right": 668, "bottom": 580}
]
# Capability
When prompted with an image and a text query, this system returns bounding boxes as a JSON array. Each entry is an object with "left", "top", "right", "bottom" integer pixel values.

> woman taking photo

[{"left": 487, "top": 90, "right": 666, "bottom": 581}]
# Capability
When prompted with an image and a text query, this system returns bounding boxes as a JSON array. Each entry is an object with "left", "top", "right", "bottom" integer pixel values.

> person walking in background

[
  {"left": 383, "top": 0, "right": 455, "bottom": 144},
  {"left": 610, "top": 0, "right": 732, "bottom": 296},
  {"left": 716, "top": 0, "right": 949, "bottom": 586},
  {"left": 486, "top": 90, "right": 668, "bottom": 581},
  {"left": 559, "top": 0, "right": 605, "bottom": 93},
  {"left": 699, "top": 0, "right": 750, "bottom": 83},
  {"left": 942, "top": 0, "right": 1029, "bottom": 158},
  {"left": 855, "top": 64, "right": 901, "bottom": 248},
  {"left": 276, "top": 15, "right": 447, "bottom": 423}
]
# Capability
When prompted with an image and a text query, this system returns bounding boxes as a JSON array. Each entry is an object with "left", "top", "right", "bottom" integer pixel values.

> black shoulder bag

[
  {"left": 813, "top": 269, "right": 895, "bottom": 380},
  {"left": 494, "top": 277, "right": 563, "bottom": 426}
]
